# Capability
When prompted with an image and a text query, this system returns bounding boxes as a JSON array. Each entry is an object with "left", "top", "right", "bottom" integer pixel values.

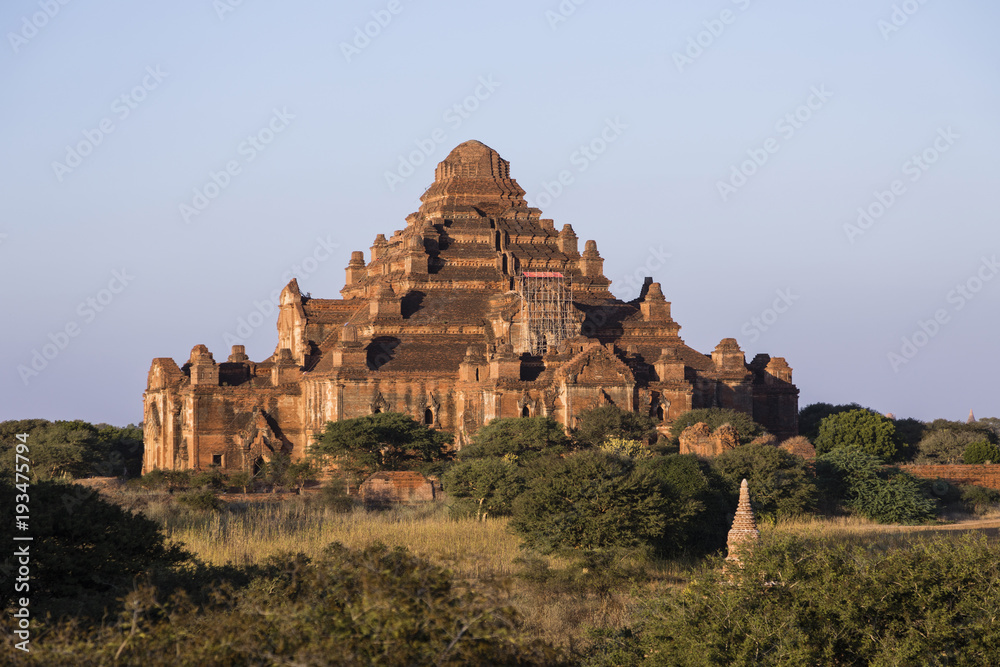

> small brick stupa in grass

[{"left": 725, "top": 478, "right": 759, "bottom": 566}]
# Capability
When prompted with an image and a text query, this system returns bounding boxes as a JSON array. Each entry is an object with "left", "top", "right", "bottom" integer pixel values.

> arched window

[
  {"left": 521, "top": 405, "right": 530, "bottom": 418},
  {"left": 424, "top": 408, "right": 434, "bottom": 425},
  {"left": 656, "top": 405, "right": 665, "bottom": 421}
]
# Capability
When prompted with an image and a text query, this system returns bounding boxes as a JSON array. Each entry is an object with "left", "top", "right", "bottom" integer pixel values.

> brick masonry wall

[{"left": 901, "top": 464, "right": 1000, "bottom": 491}]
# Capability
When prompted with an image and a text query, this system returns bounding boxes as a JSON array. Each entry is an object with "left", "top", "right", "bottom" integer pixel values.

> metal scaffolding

[{"left": 518, "top": 271, "right": 573, "bottom": 355}]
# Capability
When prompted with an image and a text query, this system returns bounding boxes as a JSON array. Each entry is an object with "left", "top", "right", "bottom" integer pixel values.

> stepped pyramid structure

[
  {"left": 726, "top": 479, "right": 760, "bottom": 565},
  {"left": 142, "top": 141, "right": 798, "bottom": 473}
]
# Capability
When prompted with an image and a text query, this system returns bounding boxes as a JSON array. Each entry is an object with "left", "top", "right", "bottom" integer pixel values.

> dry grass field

[{"left": 105, "top": 487, "right": 1000, "bottom": 652}]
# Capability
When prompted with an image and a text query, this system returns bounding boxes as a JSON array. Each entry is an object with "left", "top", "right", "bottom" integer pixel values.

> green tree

[
  {"left": 963, "top": 439, "right": 1000, "bottom": 464},
  {"left": 669, "top": 408, "right": 765, "bottom": 445},
  {"left": 977, "top": 417, "right": 1000, "bottom": 440},
  {"left": 226, "top": 470, "right": 255, "bottom": 494},
  {"left": 711, "top": 443, "right": 818, "bottom": 520},
  {"left": 917, "top": 420, "right": 998, "bottom": 463},
  {"left": 814, "top": 409, "right": 902, "bottom": 461},
  {"left": 510, "top": 449, "right": 665, "bottom": 553},
  {"left": 311, "top": 412, "right": 452, "bottom": 476},
  {"left": 573, "top": 405, "right": 656, "bottom": 447},
  {"left": 0, "top": 419, "right": 143, "bottom": 480},
  {"left": 442, "top": 457, "right": 525, "bottom": 519},
  {"left": 286, "top": 459, "right": 317, "bottom": 493},
  {"left": 892, "top": 417, "right": 926, "bottom": 460},
  {"left": 94, "top": 422, "right": 144, "bottom": 477},
  {"left": 460, "top": 416, "right": 571, "bottom": 462},
  {"left": 797, "top": 402, "right": 870, "bottom": 441},
  {"left": 640, "top": 454, "right": 730, "bottom": 556}
]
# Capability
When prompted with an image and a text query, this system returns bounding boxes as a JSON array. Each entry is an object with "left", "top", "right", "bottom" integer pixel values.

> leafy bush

[
  {"left": 573, "top": 405, "right": 656, "bottom": 447},
  {"left": 963, "top": 439, "right": 1000, "bottom": 464},
  {"left": 177, "top": 489, "right": 224, "bottom": 511},
  {"left": 815, "top": 446, "right": 936, "bottom": 523},
  {"left": 19, "top": 542, "right": 566, "bottom": 665},
  {"left": 635, "top": 533, "right": 1000, "bottom": 665},
  {"left": 859, "top": 473, "right": 937, "bottom": 524},
  {"left": 640, "top": 454, "right": 730, "bottom": 556},
  {"left": 190, "top": 468, "right": 225, "bottom": 490},
  {"left": 511, "top": 450, "right": 729, "bottom": 557},
  {"left": 139, "top": 469, "right": 191, "bottom": 491},
  {"left": 669, "top": 408, "right": 765, "bottom": 445},
  {"left": 225, "top": 470, "right": 256, "bottom": 494},
  {"left": 710, "top": 443, "right": 818, "bottom": 520},
  {"left": 600, "top": 437, "right": 652, "bottom": 460},
  {"left": 511, "top": 450, "right": 665, "bottom": 553},
  {"left": 460, "top": 416, "right": 572, "bottom": 461},
  {"left": 918, "top": 424, "right": 996, "bottom": 464},
  {"left": 442, "top": 457, "right": 525, "bottom": 519},
  {"left": 319, "top": 476, "right": 356, "bottom": 513},
  {"left": 960, "top": 484, "right": 1000, "bottom": 514},
  {"left": 814, "top": 409, "right": 902, "bottom": 461}
]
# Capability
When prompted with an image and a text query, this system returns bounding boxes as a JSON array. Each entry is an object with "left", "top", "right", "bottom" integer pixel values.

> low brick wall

[{"left": 900, "top": 464, "right": 1000, "bottom": 491}]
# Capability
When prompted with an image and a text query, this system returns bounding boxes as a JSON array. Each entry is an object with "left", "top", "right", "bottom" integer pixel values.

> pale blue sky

[{"left": 1, "top": 0, "right": 998, "bottom": 426}]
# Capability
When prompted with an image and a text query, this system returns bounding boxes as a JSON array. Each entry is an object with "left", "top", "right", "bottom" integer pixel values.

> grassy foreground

[
  {"left": 116, "top": 490, "right": 687, "bottom": 652},
  {"left": 108, "top": 488, "right": 1000, "bottom": 655}
]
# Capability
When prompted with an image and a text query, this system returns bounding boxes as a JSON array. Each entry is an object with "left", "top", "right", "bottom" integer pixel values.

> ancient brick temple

[{"left": 142, "top": 140, "right": 798, "bottom": 473}]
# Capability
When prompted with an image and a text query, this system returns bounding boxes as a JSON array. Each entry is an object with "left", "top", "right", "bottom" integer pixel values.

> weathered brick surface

[
  {"left": 901, "top": 464, "right": 1000, "bottom": 491},
  {"left": 142, "top": 141, "right": 799, "bottom": 473},
  {"left": 679, "top": 422, "right": 739, "bottom": 458},
  {"left": 360, "top": 471, "right": 436, "bottom": 504}
]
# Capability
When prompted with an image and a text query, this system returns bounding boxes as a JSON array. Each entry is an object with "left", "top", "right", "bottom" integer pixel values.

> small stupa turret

[{"left": 725, "top": 479, "right": 759, "bottom": 566}]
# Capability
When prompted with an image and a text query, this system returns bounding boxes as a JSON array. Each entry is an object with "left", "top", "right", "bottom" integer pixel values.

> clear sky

[{"left": 1, "top": 0, "right": 997, "bottom": 427}]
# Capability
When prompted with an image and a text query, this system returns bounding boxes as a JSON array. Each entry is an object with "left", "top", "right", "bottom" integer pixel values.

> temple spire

[
  {"left": 968, "top": 409, "right": 976, "bottom": 424},
  {"left": 726, "top": 479, "right": 759, "bottom": 566}
]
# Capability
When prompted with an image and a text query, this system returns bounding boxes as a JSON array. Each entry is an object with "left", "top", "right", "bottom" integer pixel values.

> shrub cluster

[{"left": 623, "top": 533, "right": 1000, "bottom": 666}]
